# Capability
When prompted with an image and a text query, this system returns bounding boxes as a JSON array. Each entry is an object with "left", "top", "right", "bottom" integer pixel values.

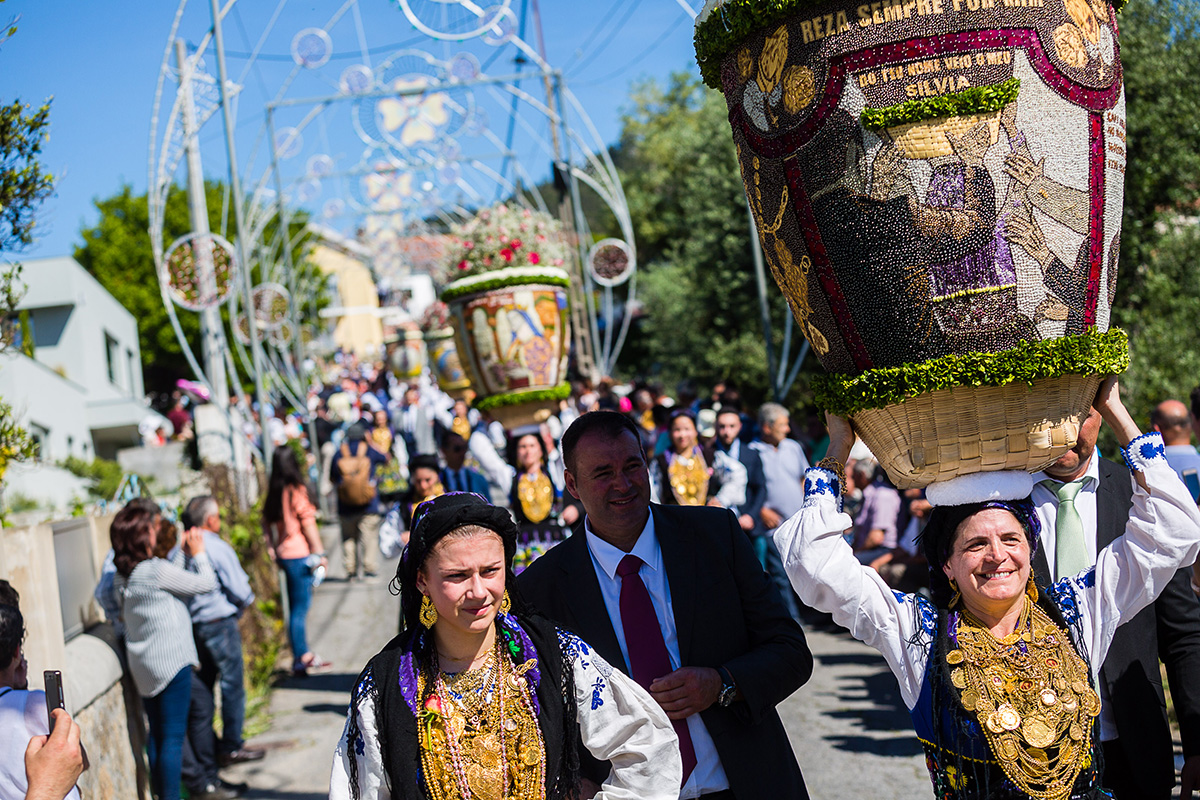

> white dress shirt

[
  {"left": 584, "top": 514, "right": 730, "bottom": 799},
  {"left": 1030, "top": 452, "right": 1110, "bottom": 741}
]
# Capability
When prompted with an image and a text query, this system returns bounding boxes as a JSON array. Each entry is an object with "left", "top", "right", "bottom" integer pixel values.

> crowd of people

[{"left": 25, "top": 346, "right": 1200, "bottom": 800}]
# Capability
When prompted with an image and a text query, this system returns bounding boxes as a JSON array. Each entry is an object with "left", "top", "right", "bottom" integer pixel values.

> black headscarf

[{"left": 919, "top": 497, "right": 1042, "bottom": 608}]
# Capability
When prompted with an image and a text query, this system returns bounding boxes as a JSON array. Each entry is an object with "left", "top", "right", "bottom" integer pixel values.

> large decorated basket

[
  {"left": 695, "top": 0, "right": 1130, "bottom": 488},
  {"left": 440, "top": 205, "right": 572, "bottom": 429},
  {"left": 420, "top": 301, "right": 472, "bottom": 399},
  {"left": 386, "top": 327, "right": 426, "bottom": 382}
]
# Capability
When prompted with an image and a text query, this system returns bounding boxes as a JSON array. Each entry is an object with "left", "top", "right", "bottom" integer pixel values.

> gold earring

[
  {"left": 498, "top": 590, "right": 511, "bottom": 615},
  {"left": 949, "top": 579, "right": 961, "bottom": 609},
  {"left": 1026, "top": 576, "right": 1039, "bottom": 604},
  {"left": 419, "top": 595, "right": 438, "bottom": 628}
]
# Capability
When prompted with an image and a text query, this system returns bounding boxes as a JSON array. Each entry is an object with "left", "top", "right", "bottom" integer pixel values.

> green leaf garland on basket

[
  {"left": 694, "top": 0, "right": 1127, "bottom": 89},
  {"left": 861, "top": 79, "right": 1020, "bottom": 129},
  {"left": 472, "top": 383, "right": 573, "bottom": 413},
  {"left": 440, "top": 269, "right": 570, "bottom": 303},
  {"left": 813, "top": 329, "right": 1130, "bottom": 418}
]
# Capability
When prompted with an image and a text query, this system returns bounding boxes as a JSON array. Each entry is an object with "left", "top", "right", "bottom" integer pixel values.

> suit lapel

[
  {"left": 1094, "top": 460, "right": 1125, "bottom": 549},
  {"left": 653, "top": 505, "right": 698, "bottom": 663},
  {"left": 558, "top": 525, "right": 625, "bottom": 670}
]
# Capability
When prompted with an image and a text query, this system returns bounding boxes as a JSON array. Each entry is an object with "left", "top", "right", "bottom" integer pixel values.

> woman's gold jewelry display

[
  {"left": 668, "top": 451, "right": 709, "bottom": 506},
  {"left": 517, "top": 472, "right": 553, "bottom": 523},
  {"left": 947, "top": 600, "right": 1100, "bottom": 800},
  {"left": 418, "top": 639, "right": 546, "bottom": 800}
]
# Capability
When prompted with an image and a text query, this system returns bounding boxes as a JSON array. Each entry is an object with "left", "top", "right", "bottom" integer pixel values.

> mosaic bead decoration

[{"left": 698, "top": 0, "right": 1127, "bottom": 488}]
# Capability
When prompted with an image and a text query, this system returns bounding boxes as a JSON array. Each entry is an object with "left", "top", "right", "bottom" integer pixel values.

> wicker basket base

[
  {"left": 851, "top": 374, "right": 1102, "bottom": 490},
  {"left": 486, "top": 400, "right": 559, "bottom": 430}
]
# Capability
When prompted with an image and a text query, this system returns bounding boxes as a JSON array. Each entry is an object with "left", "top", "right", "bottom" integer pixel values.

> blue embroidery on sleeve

[{"left": 591, "top": 677, "right": 606, "bottom": 709}]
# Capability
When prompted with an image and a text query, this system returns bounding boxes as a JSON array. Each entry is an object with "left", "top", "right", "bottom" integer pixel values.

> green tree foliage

[
  {"left": 0, "top": 97, "right": 52, "bottom": 255},
  {"left": 610, "top": 73, "right": 799, "bottom": 404},
  {"left": 74, "top": 183, "right": 321, "bottom": 395},
  {"left": 1110, "top": 0, "right": 1200, "bottom": 421}
]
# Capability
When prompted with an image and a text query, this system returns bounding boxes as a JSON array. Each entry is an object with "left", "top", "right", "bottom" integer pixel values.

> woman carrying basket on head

[{"left": 773, "top": 378, "right": 1200, "bottom": 799}]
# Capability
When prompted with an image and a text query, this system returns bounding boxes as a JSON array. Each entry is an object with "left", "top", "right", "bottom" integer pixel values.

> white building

[{"left": 0, "top": 256, "right": 152, "bottom": 461}]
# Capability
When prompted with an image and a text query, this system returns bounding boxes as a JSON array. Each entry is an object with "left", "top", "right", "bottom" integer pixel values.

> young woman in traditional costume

[
  {"left": 774, "top": 378, "right": 1200, "bottom": 799},
  {"left": 331, "top": 492, "right": 681, "bottom": 800},
  {"left": 649, "top": 409, "right": 747, "bottom": 510}
]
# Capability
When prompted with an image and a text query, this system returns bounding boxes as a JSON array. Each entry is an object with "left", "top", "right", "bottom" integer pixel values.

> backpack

[{"left": 337, "top": 442, "right": 377, "bottom": 505}]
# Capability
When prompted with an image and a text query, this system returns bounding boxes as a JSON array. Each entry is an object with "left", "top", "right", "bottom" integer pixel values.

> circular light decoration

[
  {"left": 322, "top": 198, "right": 346, "bottom": 219},
  {"left": 274, "top": 127, "right": 303, "bottom": 159},
  {"left": 306, "top": 154, "right": 334, "bottom": 177},
  {"left": 449, "top": 53, "right": 480, "bottom": 82},
  {"left": 587, "top": 238, "right": 635, "bottom": 287},
  {"left": 251, "top": 283, "right": 291, "bottom": 330},
  {"left": 482, "top": 6, "right": 518, "bottom": 46},
  {"left": 291, "top": 27, "right": 333, "bottom": 69},
  {"left": 296, "top": 179, "right": 321, "bottom": 203},
  {"left": 397, "top": 0, "right": 514, "bottom": 41},
  {"left": 231, "top": 312, "right": 258, "bottom": 346},
  {"left": 339, "top": 63, "right": 374, "bottom": 95},
  {"left": 268, "top": 319, "right": 295, "bottom": 348},
  {"left": 163, "top": 232, "right": 237, "bottom": 311}
]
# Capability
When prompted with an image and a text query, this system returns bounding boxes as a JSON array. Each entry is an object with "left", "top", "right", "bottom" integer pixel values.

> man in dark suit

[
  {"left": 437, "top": 432, "right": 491, "bottom": 496},
  {"left": 519, "top": 411, "right": 812, "bottom": 800},
  {"left": 1032, "top": 408, "right": 1200, "bottom": 799}
]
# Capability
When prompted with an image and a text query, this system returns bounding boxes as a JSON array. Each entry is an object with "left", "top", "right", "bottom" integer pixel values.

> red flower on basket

[
  {"left": 510, "top": 238, "right": 522, "bottom": 250},
  {"left": 457, "top": 260, "right": 468, "bottom": 271},
  {"left": 501, "top": 248, "right": 514, "bottom": 262},
  {"left": 529, "top": 252, "right": 540, "bottom": 265},
  {"left": 446, "top": 203, "right": 570, "bottom": 279}
]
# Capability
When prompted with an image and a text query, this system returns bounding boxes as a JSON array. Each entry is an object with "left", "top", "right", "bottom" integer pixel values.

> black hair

[
  {"left": 0, "top": 604, "right": 21, "bottom": 671},
  {"left": 560, "top": 410, "right": 641, "bottom": 473},
  {"left": 408, "top": 454, "right": 441, "bottom": 476},
  {"left": 0, "top": 580, "right": 19, "bottom": 609},
  {"left": 506, "top": 430, "right": 548, "bottom": 471},
  {"left": 264, "top": 447, "right": 314, "bottom": 524}
]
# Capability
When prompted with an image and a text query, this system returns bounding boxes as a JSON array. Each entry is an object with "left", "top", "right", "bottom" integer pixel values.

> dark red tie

[{"left": 616, "top": 554, "right": 697, "bottom": 785}]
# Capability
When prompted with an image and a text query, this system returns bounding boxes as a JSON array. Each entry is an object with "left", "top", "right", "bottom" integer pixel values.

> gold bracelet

[{"left": 815, "top": 456, "right": 846, "bottom": 491}]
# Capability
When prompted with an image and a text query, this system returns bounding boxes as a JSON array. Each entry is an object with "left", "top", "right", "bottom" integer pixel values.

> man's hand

[
  {"left": 25, "top": 709, "right": 83, "bottom": 800},
  {"left": 760, "top": 507, "right": 783, "bottom": 530},
  {"left": 1181, "top": 754, "right": 1200, "bottom": 799},
  {"left": 738, "top": 514, "right": 755, "bottom": 532},
  {"left": 649, "top": 666, "right": 722, "bottom": 720}
]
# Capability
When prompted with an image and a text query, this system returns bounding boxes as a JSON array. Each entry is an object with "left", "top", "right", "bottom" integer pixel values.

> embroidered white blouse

[
  {"left": 771, "top": 433, "right": 1200, "bottom": 711},
  {"left": 330, "top": 630, "right": 682, "bottom": 800}
]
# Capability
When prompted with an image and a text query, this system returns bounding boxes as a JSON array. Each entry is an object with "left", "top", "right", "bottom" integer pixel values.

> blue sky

[{"left": 1, "top": 0, "right": 702, "bottom": 259}]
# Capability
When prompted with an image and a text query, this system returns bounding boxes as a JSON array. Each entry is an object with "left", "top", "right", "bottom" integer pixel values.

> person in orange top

[{"left": 263, "top": 448, "right": 331, "bottom": 676}]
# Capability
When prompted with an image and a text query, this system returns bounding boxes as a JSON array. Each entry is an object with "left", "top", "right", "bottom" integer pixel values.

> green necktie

[{"left": 1041, "top": 479, "right": 1088, "bottom": 580}]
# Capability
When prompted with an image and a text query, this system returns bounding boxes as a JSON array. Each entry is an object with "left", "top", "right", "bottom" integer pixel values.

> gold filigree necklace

[
  {"left": 418, "top": 638, "right": 546, "bottom": 800},
  {"left": 517, "top": 471, "right": 553, "bottom": 523},
  {"left": 667, "top": 448, "right": 709, "bottom": 506},
  {"left": 946, "top": 600, "right": 1100, "bottom": 800}
]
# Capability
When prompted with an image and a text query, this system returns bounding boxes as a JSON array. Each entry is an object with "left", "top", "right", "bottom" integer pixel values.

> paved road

[{"left": 224, "top": 526, "right": 931, "bottom": 798}]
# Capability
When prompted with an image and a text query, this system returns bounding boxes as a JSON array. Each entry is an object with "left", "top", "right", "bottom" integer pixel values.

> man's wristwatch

[{"left": 716, "top": 666, "right": 737, "bottom": 707}]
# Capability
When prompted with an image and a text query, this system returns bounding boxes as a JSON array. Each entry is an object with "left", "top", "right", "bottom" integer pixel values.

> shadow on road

[
  {"left": 303, "top": 702, "right": 350, "bottom": 716},
  {"left": 274, "top": 672, "right": 359, "bottom": 693},
  {"left": 824, "top": 734, "right": 924, "bottom": 757}
]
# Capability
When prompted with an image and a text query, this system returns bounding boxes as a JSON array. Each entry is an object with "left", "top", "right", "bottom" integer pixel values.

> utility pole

[{"left": 210, "top": 0, "right": 273, "bottom": 478}]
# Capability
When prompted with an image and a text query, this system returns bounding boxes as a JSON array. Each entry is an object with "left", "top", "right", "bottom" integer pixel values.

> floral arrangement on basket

[
  {"left": 448, "top": 204, "right": 570, "bottom": 278},
  {"left": 419, "top": 300, "right": 451, "bottom": 333}
]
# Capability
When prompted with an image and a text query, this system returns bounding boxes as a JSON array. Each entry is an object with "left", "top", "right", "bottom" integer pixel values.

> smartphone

[
  {"left": 43, "top": 670, "right": 64, "bottom": 732},
  {"left": 1184, "top": 469, "right": 1200, "bottom": 503}
]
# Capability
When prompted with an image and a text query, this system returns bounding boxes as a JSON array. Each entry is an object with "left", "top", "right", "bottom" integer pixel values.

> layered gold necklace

[
  {"left": 667, "top": 449, "right": 709, "bottom": 506},
  {"left": 418, "top": 639, "right": 546, "bottom": 800},
  {"left": 517, "top": 472, "right": 553, "bottom": 523},
  {"left": 946, "top": 600, "right": 1100, "bottom": 800}
]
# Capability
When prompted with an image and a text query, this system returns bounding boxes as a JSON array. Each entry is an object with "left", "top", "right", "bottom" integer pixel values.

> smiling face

[
  {"left": 417, "top": 530, "right": 507, "bottom": 639},
  {"left": 942, "top": 508, "right": 1032, "bottom": 620},
  {"left": 516, "top": 434, "right": 543, "bottom": 471},
  {"left": 565, "top": 429, "right": 651, "bottom": 549},
  {"left": 412, "top": 466, "right": 441, "bottom": 498},
  {"left": 670, "top": 416, "right": 698, "bottom": 454}
]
